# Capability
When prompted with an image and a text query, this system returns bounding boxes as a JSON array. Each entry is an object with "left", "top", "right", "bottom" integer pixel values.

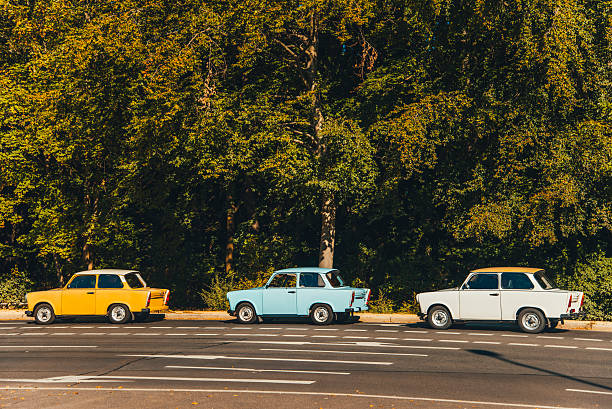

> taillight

[
  {"left": 567, "top": 295, "right": 572, "bottom": 312},
  {"left": 580, "top": 294, "right": 584, "bottom": 308},
  {"left": 163, "top": 290, "right": 170, "bottom": 306},
  {"left": 366, "top": 290, "right": 371, "bottom": 305},
  {"left": 350, "top": 291, "right": 355, "bottom": 307},
  {"left": 146, "top": 291, "right": 151, "bottom": 308}
]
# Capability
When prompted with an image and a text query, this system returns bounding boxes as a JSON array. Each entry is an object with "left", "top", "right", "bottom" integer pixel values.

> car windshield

[
  {"left": 534, "top": 270, "right": 555, "bottom": 290},
  {"left": 326, "top": 271, "right": 344, "bottom": 288},
  {"left": 125, "top": 273, "right": 144, "bottom": 288}
]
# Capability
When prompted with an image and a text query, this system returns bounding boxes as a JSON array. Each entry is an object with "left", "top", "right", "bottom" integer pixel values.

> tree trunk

[
  {"left": 83, "top": 242, "right": 94, "bottom": 270},
  {"left": 225, "top": 196, "right": 238, "bottom": 274},
  {"left": 318, "top": 192, "right": 336, "bottom": 268}
]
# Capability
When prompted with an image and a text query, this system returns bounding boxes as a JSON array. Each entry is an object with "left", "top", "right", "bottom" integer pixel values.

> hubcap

[
  {"left": 36, "top": 307, "right": 51, "bottom": 322},
  {"left": 111, "top": 306, "right": 126, "bottom": 322},
  {"left": 314, "top": 307, "right": 329, "bottom": 322},
  {"left": 239, "top": 306, "right": 253, "bottom": 321},
  {"left": 432, "top": 310, "right": 448, "bottom": 326},
  {"left": 522, "top": 313, "right": 540, "bottom": 330}
]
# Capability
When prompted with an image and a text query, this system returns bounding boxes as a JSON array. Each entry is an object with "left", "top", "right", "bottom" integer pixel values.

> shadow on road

[
  {"left": 401, "top": 321, "right": 570, "bottom": 334},
  {"left": 467, "top": 349, "right": 612, "bottom": 392}
]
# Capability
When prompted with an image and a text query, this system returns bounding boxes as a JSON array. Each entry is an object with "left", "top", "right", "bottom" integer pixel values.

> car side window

[
  {"left": 98, "top": 274, "right": 124, "bottom": 289},
  {"left": 465, "top": 273, "right": 498, "bottom": 290},
  {"left": 67, "top": 275, "right": 96, "bottom": 289},
  {"left": 299, "top": 273, "right": 325, "bottom": 288},
  {"left": 124, "top": 273, "right": 144, "bottom": 288},
  {"left": 501, "top": 273, "right": 534, "bottom": 290},
  {"left": 268, "top": 273, "right": 297, "bottom": 288}
]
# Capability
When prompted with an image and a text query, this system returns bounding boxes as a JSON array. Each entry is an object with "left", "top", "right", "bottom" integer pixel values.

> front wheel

[
  {"left": 108, "top": 304, "right": 131, "bottom": 324},
  {"left": 427, "top": 305, "right": 452, "bottom": 330},
  {"left": 34, "top": 303, "right": 55, "bottom": 325},
  {"left": 518, "top": 308, "right": 546, "bottom": 333},
  {"left": 310, "top": 304, "right": 334, "bottom": 325},
  {"left": 236, "top": 303, "right": 257, "bottom": 324}
]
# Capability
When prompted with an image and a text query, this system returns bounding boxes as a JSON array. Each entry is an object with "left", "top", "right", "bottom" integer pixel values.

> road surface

[{"left": 0, "top": 318, "right": 610, "bottom": 408}]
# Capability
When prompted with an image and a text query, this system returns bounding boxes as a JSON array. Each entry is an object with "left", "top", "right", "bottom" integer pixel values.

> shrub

[
  {"left": 199, "top": 270, "right": 270, "bottom": 311},
  {"left": 0, "top": 268, "right": 32, "bottom": 307}
]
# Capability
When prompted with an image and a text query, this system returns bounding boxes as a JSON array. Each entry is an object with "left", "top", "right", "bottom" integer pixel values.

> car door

[
  {"left": 459, "top": 273, "right": 501, "bottom": 320},
  {"left": 296, "top": 272, "right": 326, "bottom": 315},
  {"left": 500, "top": 272, "right": 535, "bottom": 320},
  {"left": 61, "top": 275, "right": 97, "bottom": 315},
  {"left": 261, "top": 273, "right": 297, "bottom": 315},
  {"left": 95, "top": 274, "right": 126, "bottom": 315}
]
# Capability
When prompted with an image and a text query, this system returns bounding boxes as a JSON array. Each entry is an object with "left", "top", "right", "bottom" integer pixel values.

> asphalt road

[{"left": 0, "top": 318, "right": 611, "bottom": 409}]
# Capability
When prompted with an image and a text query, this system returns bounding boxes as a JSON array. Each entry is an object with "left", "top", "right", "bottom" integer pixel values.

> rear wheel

[
  {"left": 427, "top": 305, "right": 452, "bottom": 330},
  {"left": 518, "top": 308, "right": 546, "bottom": 333},
  {"left": 236, "top": 303, "right": 257, "bottom": 324},
  {"left": 34, "top": 303, "right": 55, "bottom": 325},
  {"left": 108, "top": 304, "right": 131, "bottom": 324},
  {"left": 310, "top": 304, "right": 334, "bottom": 325}
]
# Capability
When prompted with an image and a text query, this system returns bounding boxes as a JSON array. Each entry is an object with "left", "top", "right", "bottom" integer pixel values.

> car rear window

[
  {"left": 125, "top": 273, "right": 144, "bottom": 288},
  {"left": 98, "top": 274, "right": 124, "bottom": 289},
  {"left": 501, "top": 273, "right": 534, "bottom": 290},
  {"left": 326, "top": 271, "right": 344, "bottom": 288},
  {"left": 534, "top": 270, "right": 555, "bottom": 290}
]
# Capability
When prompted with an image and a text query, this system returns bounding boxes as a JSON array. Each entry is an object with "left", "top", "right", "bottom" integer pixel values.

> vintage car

[
  {"left": 227, "top": 267, "right": 371, "bottom": 325},
  {"left": 416, "top": 267, "right": 584, "bottom": 333},
  {"left": 25, "top": 269, "right": 169, "bottom": 325}
]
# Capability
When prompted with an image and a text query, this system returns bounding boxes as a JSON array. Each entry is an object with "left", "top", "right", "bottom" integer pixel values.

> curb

[{"left": 2, "top": 309, "right": 611, "bottom": 331}]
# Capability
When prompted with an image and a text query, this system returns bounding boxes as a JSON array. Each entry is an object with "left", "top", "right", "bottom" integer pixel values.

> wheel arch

[
  {"left": 236, "top": 300, "right": 259, "bottom": 315},
  {"left": 33, "top": 301, "right": 58, "bottom": 314},
  {"left": 309, "top": 302, "right": 333, "bottom": 313},
  {"left": 427, "top": 303, "right": 454, "bottom": 319},
  {"left": 515, "top": 306, "right": 547, "bottom": 321}
]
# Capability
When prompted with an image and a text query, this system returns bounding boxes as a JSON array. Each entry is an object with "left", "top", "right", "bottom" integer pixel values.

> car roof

[
  {"left": 73, "top": 269, "right": 139, "bottom": 276},
  {"left": 470, "top": 267, "right": 544, "bottom": 274},
  {"left": 274, "top": 267, "right": 337, "bottom": 274}
]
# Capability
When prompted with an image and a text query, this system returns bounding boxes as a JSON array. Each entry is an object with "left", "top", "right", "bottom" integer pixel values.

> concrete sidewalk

[{"left": 2, "top": 309, "right": 612, "bottom": 331}]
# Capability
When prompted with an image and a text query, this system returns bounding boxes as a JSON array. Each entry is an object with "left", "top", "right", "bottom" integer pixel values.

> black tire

[
  {"left": 548, "top": 319, "right": 560, "bottom": 329},
  {"left": 518, "top": 308, "right": 546, "bottom": 333},
  {"left": 108, "top": 304, "right": 131, "bottom": 324},
  {"left": 236, "top": 302, "right": 258, "bottom": 324},
  {"left": 427, "top": 305, "right": 452, "bottom": 330},
  {"left": 335, "top": 312, "right": 350, "bottom": 323},
  {"left": 34, "top": 303, "right": 55, "bottom": 325},
  {"left": 310, "top": 304, "right": 334, "bottom": 325}
]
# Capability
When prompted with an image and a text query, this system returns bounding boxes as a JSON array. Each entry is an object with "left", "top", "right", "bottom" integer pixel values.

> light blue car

[{"left": 227, "top": 267, "right": 371, "bottom": 325}]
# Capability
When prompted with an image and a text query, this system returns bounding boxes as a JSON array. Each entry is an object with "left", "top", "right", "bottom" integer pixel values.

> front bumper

[
  {"left": 25, "top": 310, "right": 33, "bottom": 317},
  {"left": 417, "top": 312, "right": 426, "bottom": 320}
]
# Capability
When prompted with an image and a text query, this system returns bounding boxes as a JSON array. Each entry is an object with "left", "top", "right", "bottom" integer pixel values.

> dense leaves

[{"left": 0, "top": 0, "right": 610, "bottom": 316}]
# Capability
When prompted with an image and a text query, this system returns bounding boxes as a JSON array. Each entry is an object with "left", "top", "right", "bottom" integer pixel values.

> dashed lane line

[
  {"left": 166, "top": 333, "right": 188, "bottom": 336},
  {"left": 0, "top": 345, "right": 98, "bottom": 348},
  {"left": 544, "top": 345, "right": 577, "bottom": 349},
  {"left": 375, "top": 337, "right": 399, "bottom": 340},
  {"left": 313, "top": 328, "right": 338, "bottom": 331},
  {"left": 259, "top": 327, "right": 282, "bottom": 330},
  {"left": 0, "top": 375, "right": 315, "bottom": 385},
  {"left": 439, "top": 339, "right": 469, "bottom": 343},
  {"left": 311, "top": 335, "right": 338, "bottom": 338},
  {"left": 259, "top": 348, "right": 428, "bottom": 357},
  {"left": 227, "top": 340, "right": 461, "bottom": 350},
  {"left": 468, "top": 333, "right": 494, "bottom": 336},
  {"left": 537, "top": 336, "right": 562, "bottom": 339},
  {"left": 81, "top": 333, "right": 105, "bottom": 336},
  {"left": 342, "top": 336, "right": 369, "bottom": 339},
  {"left": 566, "top": 388, "right": 612, "bottom": 396},
  {"left": 473, "top": 341, "right": 501, "bottom": 345},
  {"left": 586, "top": 347, "right": 612, "bottom": 351},
  {"left": 574, "top": 338, "right": 602, "bottom": 342},
  {"left": 165, "top": 365, "right": 351, "bottom": 375},
  {"left": 508, "top": 343, "right": 540, "bottom": 347},
  {"left": 343, "top": 329, "right": 366, "bottom": 332},
  {"left": 150, "top": 326, "right": 173, "bottom": 329},
  {"left": 501, "top": 334, "right": 528, "bottom": 338},
  {"left": 49, "top": 333, "right": 76, "bottom": 336},
  {"left": 134, "top": 333, "right": 160, "bottom": 336},
  {"left": 375, "top": 330, "right": 399, "bottom": 333},
  {"left": 121, "top": 354, "right": 393, "bottom": 365},
  {"left": 437, "top": 331, "right": 460, "bottom": 335},
  {"left": 195, "top": 333, "right": 219, "bottom": 336}
]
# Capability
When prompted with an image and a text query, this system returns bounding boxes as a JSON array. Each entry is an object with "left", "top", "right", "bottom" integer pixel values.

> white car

[{"left": 416, "top": 267, "right": 584, "bottom": 333}]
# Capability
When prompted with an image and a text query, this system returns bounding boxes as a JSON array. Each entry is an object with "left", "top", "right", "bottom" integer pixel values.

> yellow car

[{"left": 25, "top": 269, "right": 169, "bottom": 324}]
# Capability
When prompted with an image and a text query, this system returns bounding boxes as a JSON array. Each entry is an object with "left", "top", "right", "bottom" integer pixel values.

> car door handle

[
  {"left": 489, "top": 293, "right": 499, "bottom": 296},
  {"left": 87, "top": 291, "right": 95, "bottom": 294},
  {"left": 287, "top": 290, "right": 296, "bottom": 293}
]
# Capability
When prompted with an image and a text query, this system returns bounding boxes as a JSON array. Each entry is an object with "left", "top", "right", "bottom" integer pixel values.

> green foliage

[
  {"left": 559, "top": 254, "right": 612, "bottom": 321},
  {"left": 0, "top": 268, "right": 32, "bottom": 305}
]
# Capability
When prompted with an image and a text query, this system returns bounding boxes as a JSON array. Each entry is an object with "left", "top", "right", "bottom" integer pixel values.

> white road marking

[
  {"left": 166, "top": 333, "right": 188, "bottom": 336},
  {"left": 367, "top": 324, "right": 402, "bottom": 326},
  {"left": 473, "top": 341, "right": 501, "bottom": 345},
  {"left": 107, "top": 333, "right": 131, "bottom": 335},
  {"left": 126, "top": 326, "right": 145, "bottom": 328},
  {"left": 375, "top": 330, "right": 399, "bottom": 333},
  {"left": 1, "top": 333, "right": 19, "bottom": 336},
  {"left": 574, "top": 338, "right": 602, "bottom": 342},
  {"left": 403, "top": 330, "right": 428, "bottom": 333},
  {"left": 314, "top": 328, "right": 338, "bottom": 331},
  {"left": 536, "top": 336, "right": 562, "bottom": 339},
  {"left": 311, "top": 335, "right": 337, "bottom": 338},
  {"left": 260, "top": 348, "right": 428, "bottom": 357},
  {"left": 97, "top": 326, "right": 118, "bottom": 329},
  {"left": 501, "top": 334, "right": 528, "bottom": 338},
  {"left": 151, "top": 326, "right": 172, "bottom": 329},
  {"left": 544, "top": 345, "right": 577, "bottom": 349},
  {"left": 225, "top": 333, "right": 276, "bottom": 337},
  {"left": 285, "top": 328, "right": 306, "bottom": 331},
  {"left": 195, "top": 333, "right": 219, "bottom": 336},
  {"left": 0, "top": 387, "right": 586, "bottom": 409},
  {"left": 342, "top": 336, "right": 370, "bottom": 339},
  {"left": 0, "top": 327, "right": 15, "bottom": 329},
  {"left": 72, "top": 326, "right": 94, "bottom": 328},
  {"left": 468, "top": 333, "right": 493, "bottom": 336},
  {"left": 20, "top": 333, "right": 48, "bottom": 335},
  {"left": 0, "top": 345, "right": 97, "bottom": 348},
  {"left": 508, "top": 343, "right": 539, "bottom": 347},
  {"left": 0, "top": 323, "right": 18, "bottom": 325},
  {"left": 165, "top": 365, "right": 350, "bottom": 375},
  {"left": 228, "top": 340, "right": 460, "bottom": 350},
  {"left": 439, "top": 339, "right": 468, "bottom": 343},
  {"left": 122, "top": 354, "right": 393, "bottom": 365},
  {"left": 49, "top": 333, "right": 76, "bottom": 336},
  {"left": 176, "top": 326, "right": 198, "bottom": 329},
  {"left": 81, "top": 333, "right": 105, "bottom": 336},
  {"left": 437, "top": 331, "right": 460, "bottom": 334},
  {"left": 403, "top": 338, "right": 433, "bottom": 342},
  {"left": 0, "top": 375, "right": 314, "bottom": 385},
  {"left": 134, "top": 333, "right": 160, "bottom": 336},
  {"left": 281, "top": 335, "right": 303, "bottom": 337},
  {"left": 231, "top": 327, "right": 252, "bottom": 330},
  {"left": 259, "top": 327, "right": 282, "bottom": 330},
  {"left": 566, "top": 388, "right": 612, "bottom": 396},
  {"left": 202, "top": 327, "right": 227, "bottom": 329},
  {"left": 375, "top": 337, "right": 399, "bottom": 340},
  {"left": 586, "top": 347, "right": 612, "bottom": 351},
  {"left": 343, "top": 329, "right": 366, "bottom": 332}
]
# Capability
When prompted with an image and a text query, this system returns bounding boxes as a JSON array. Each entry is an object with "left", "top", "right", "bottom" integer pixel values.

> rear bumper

[
  {"left": 345, "top": 306, "right": 368, "bottom": 313},
  {"left": 25, "top": 310, "right": 33, "bottom": 317},
  {"left": 560, "top": 311, "right": 586, "bottom": 320}
]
